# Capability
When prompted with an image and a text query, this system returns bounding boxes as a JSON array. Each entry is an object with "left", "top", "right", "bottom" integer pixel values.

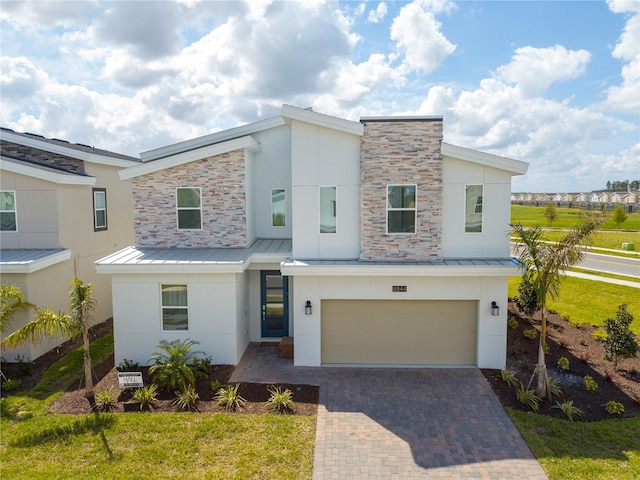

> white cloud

[
  {"left": 602, "top": 2, "right": 640, "bottom": 113},
  {"left": 390, "top": 0, "right": 456, "bottom": 74},
  {"left": 496, "top": 45, "right": 591, "bottom": 97},
  {"left": 368, "top": 2, "right": 388, "bottom": 23}
]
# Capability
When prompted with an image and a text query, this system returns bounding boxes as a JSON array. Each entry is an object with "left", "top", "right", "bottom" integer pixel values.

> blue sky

[{"left": 1, "top": 0, "right": 638, "bottom": 192}]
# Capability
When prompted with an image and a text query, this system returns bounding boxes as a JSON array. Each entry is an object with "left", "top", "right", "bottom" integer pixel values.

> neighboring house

[
  {"left": 96, "top": 105, "right": 528, "bottom": 369},
  {"left": 0, "top": 129, "right": 139, "bottom": 361}
]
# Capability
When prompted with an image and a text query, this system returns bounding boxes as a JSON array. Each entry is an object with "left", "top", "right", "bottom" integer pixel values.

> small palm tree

[
  {"left": 1, "top": 279, "right": 97, "bottom": 405},
  {"left": 1, "top": 284, "right": 35, "bottom": 333},
  {"left": 512, "top": 215, "right": 602, "bottom": 399},
  {"left": 148, "top": 339, "right": 206, "bottom": 391}
]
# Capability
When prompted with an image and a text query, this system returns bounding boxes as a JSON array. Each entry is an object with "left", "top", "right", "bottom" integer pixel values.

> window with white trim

[
  {"left": 0, "top": 190, "right": 17, "bottom": 231},
  {"left": 387, "top": 184, "right": 416, "bottom": 234},
  {"left": 272, "top": 188, "right": 285, "bottom": 227},
  {"left": 465, "top": 184, "right": 483, "bottom": 233},
  {"left": 161, "top": 284, "right": 188, "bottom": 331},
  {"left": 319, "top": 186, "right": 337, "bottom": 234},
  {"left": 176, "top": 187, "right": 202, "bottom": 230},
  {"left": 93, "top": 188, "right": 107, "bottom": 231}
]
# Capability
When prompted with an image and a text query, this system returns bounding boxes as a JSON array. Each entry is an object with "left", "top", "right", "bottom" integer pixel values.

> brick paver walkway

[{"left": 231, "top": 343, "right": 548, "bottom": 480}]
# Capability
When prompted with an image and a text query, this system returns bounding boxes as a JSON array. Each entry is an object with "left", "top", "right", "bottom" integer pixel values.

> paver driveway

[{"left": 231, "top": 343, "right": 548, "bottom": 479}]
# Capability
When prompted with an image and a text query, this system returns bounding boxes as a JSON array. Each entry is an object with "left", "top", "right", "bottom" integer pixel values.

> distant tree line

[{"left": 603, "top": 180, "right": 639, "bottom": 191}]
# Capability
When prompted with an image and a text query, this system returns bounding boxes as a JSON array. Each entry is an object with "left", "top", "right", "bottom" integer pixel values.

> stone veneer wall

[
  {"left": 132, "top": 150, "right": 248, "bottom": 248},
  {"left": 360, "top": 119, "right": 443, "bottom": 261}
]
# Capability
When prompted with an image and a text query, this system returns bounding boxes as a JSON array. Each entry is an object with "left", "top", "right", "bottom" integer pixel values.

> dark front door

[{"left": 261, "top": 271, "right": 289, "bottom": 338}]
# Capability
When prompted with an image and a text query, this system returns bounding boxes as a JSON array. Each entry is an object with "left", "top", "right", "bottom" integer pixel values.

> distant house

[
  {"left": 0, "top": 129, "right": 139, "bottom": 361},
  {"left": 96, "top": 105, "right": 528, "bottom": 369}
]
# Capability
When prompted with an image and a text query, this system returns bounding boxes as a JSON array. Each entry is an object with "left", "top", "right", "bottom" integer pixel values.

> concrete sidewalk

[{"left": 231, "top": 343, "right": 548, "bottom": 479}]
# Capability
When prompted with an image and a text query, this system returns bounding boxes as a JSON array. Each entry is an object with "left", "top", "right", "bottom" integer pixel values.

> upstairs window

[
  {"left": 0, "top": 191, "right": 17, "bottom": 231},
  {"left": 387, "top": 184, "right": 416, "bottom": 234},
  {"left": 272, "top": 188, "right": 286, "bottom": 227},
  {"left": 177, "top": 187, "right": 202, "bottom": 230},
  {"left": 161, "top": 284, "right": 188, "bottom": 331},
  {"left": 320, "top": 186, "right": 337, "bottom": 234},
  {"left": 93, "top": 188, "right": 107, "bottom": 231},
  {"left": 465, "top": 184, "right": 483, "bottom": 233}
]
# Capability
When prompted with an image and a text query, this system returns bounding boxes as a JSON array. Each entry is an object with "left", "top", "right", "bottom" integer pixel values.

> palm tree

[
  {"left": 2, "top": 278, "right": 97, "bottom": 406},
  {"left": 512, "top": 216, "right": 602, "bottom": 399},
  {"left": 1, "top": 284, "right": 35, "bottom": 333}
]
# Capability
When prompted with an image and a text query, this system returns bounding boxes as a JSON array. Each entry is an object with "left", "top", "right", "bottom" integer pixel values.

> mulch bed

[{"left": 481, "top": 303, "right": 640, "bottom": 421}]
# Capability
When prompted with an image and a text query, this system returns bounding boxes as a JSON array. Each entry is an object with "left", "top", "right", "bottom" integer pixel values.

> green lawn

[
  {"left": 0, "top": 332, "right": 316, "bottom": 480},
  {"left": 508, "top": 410, "right": 640, "bottom": 480},
  {"left": 511, "top": 204, "right": 640, "bottom": 231},
  {"left": 1, "top": 413, "right": 315, "bottom": 480},
  {"left": 508, "top": 276, "right": 640, "bottom": 335}
]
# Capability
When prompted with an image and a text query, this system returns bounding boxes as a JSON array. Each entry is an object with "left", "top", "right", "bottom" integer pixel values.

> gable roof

[
  {"left": 0, "top": 128, "right": 140, "bottom": 168},
  {"left": 0, "top": 156, "right": 96, "bottom": 185},
  {"left": 282, "top": 104, "right": 364, "bottom": 136},
  {"left": 441, "top": 143, "right": 528, "bottom": 175}
]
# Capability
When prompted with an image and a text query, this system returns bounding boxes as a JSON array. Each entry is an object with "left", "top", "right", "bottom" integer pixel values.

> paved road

[{"left": 581, "top": 251, "right": 639, "bottom": 278}]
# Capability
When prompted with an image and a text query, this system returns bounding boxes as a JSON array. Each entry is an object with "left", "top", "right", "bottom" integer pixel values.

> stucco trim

[
  {"left": 282, "top": 104, "right": 364, "bottom": 136},
  {"left": 442, "top": 143, "right": 528, "bottom": 175}
]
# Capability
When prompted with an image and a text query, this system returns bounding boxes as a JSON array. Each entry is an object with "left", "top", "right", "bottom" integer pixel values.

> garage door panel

[{"left": 321, "top": 300, "right": 477, "bottom": 365}]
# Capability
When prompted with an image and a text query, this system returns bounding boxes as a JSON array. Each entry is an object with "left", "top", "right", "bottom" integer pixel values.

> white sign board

[{"left": 117, "top": 372, "right": 144, "bottom": 388}]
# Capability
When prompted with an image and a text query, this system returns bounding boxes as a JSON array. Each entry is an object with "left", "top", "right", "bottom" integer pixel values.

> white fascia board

[
  {"left": 95, "top": 263, "right": 247, "bottom": 275},
  {"left": 120, "top": 136, "right": 261, "bottom": 180},
  {"left": 441, "top": 143, "right": 529, "bottom": 176},
  {"left": 0, "top": 249, "right": 72, "bottom": 274},
  {"left": 281, "top": 104, "right": 364, "bottom": 136},
  {"left": 141, "top": 116, "right": 285, "bottom": 161},
  {"left": 280, "top": 261, "right": 520, "bottom": 277},
  {"left": 0, "top": 131, "right": 139, "bottom": 168},
  {"left": 1, "top": 157, "right": 96, "bottom": 185}
]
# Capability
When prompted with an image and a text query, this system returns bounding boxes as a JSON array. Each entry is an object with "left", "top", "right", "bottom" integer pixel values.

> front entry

[{"left": 260, "top": 271, "right": 289, "bottom": 338}]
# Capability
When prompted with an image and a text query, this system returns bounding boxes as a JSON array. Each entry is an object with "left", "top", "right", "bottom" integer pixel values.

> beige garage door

[{"left": 321, "top": 300, "right": 477, "bottom": 365}]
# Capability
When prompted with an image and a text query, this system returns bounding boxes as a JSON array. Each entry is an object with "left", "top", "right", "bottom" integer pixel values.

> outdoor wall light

[
  {"left": 491, "top": 301, "right": 500, "bottom": 316},
  {"left": 305, "top": 300, "right": 312, "bottom": 315}
]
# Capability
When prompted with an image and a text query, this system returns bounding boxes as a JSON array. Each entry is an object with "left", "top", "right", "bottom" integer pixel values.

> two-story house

[
  {"left": 96, "top": 105, "right": 528, "bottom": 369},
  {"left": 0, "top": 129, "right": 138, "bottom": 361}
]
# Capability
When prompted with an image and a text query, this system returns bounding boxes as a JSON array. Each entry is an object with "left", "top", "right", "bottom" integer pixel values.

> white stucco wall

[
  {"left": 441, "top": 156, "right": 513, "bottom": 258},
  {"left": 290, "top": 120, "right": 361, "bottom": 259},
  {"left": 252, "top": 125, "right": 292, "bottom": 239},
  {"left": 111, "top": 273, "right": 244, "bottom": 366},
  {"left": 291, "top": 273, "right": 509, "bottom": 369}
]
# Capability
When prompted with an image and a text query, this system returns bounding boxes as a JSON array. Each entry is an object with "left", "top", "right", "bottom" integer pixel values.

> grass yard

[
  {"left": 511, "top": 204, "right": 640, "bottom": 231},
  {"left": 1, "top": 412, "right": 315, "bottom": 480},
  {"left": 0, "top": 330, "right": 316, "bottom": 480},
  {"left": 508, "top": 410, "right": 640, "bottom": 480},
  {"left": 508, "top": 276, "right": 640, "bottom": 335}
]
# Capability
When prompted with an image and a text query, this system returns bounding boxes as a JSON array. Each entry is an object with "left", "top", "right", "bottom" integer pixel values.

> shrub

[
  {"left": 605, "top": 401, "right": 625, "bottom": 415},
  {"left": 173, "top": 385, "right": 199, "bottom": 411},
  {"left": 214, "top": 384, "right": 245, "bottom": 411},
  {"left": 266, "top": 385, "right": 295, "bottom": 414},
  {"left": 514, "top": 278, "right": 539, "bottom": 316},
  {"left": 523, "top": 328, "right": 538, "bottom": 340},
  {"left": 515, "top": 383, "right": 541, "bottom": 412},
  {"left": 117, "top": 358, "right": 140, "bottom": 371},
  {"left": 1, "top": 378, "right": 21, "bottom": 392},
  {"left": 500, "top": 368, "right": 519, "bottom": 388},
  {"left": 552, "top": 400, "right": 583, "bottom": 422},
  {"left": 132, "top": 384, "right": 159, "bottom": 411},
  {"left": 602, "top": 304, "right": 638, "bottom": 371},
  {"left": 548, "top": 377, "right": 562, "bottom": 397},
  {"left": 210, "top": 379, "right": 225, "bottom": 392},
  {"left": 508, "top": 316, "right": 519, "bottom": 330},
  {"left": 192, "top": 356, "right": 212, "bottom": 378},
  {"left": 149, "top": 339, "right": 207, "bottom": 391},
  {"left": 95, "top": 387, "right": 120, "bottom": 411},
  {"left": 583, "top": 375, "right": 598, "bottom": 392},
  {"left": 557, "top": 357, "right": 570, "bottom": 371}
]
